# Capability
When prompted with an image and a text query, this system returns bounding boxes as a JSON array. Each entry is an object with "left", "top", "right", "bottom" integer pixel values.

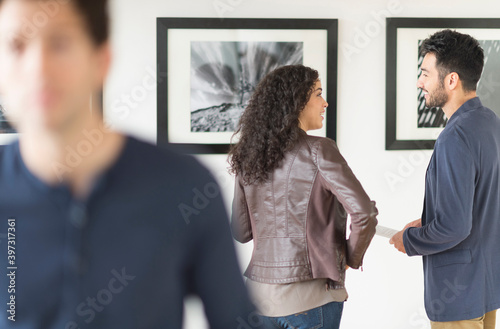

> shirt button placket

[
  {"left": 70, "top": 203, "right": 88, "bottom": 230},
  {"left": 62, "top": 201, "right": 89, "bottom": 308},
  {"left": 67, "top": 202, "right": 88, "bottom": 274}
]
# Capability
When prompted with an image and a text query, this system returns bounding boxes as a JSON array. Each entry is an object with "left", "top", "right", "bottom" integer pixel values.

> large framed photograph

[
  {"left": 157, "top": 18, "right": 338, "bottom": 154},
  {"left": 386, "top": 18, "right": 500, "bottom": 150},
  {"left": 0, "top": 98, "right": 17, "bottom": 147}
]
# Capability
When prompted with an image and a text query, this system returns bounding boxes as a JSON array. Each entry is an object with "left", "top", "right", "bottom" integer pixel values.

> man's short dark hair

[
  {"left": 0, "top": 0, "right": 109, "bottom": 46},
  {"left": 420, "top": 29, "right": 484, "bottom": 92}
]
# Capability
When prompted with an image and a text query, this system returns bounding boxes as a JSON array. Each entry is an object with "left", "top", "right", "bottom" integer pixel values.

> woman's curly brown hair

[{"left": 228, "top": 64, "right": 319, "bottom": 185}]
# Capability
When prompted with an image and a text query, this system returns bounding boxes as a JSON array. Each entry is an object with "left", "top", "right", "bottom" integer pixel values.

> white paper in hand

[{"left": 375, "top": 225, "right": 399, "bottom": 239}]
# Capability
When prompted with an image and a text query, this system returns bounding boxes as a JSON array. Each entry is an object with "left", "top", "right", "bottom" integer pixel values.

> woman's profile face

[{"left": 298, "top": 81, "right": 328, "bottom": 131}]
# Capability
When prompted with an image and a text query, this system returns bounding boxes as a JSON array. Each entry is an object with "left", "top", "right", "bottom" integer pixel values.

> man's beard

[{"left": 425, "top": 83, "right": 448, "bottom": 108}]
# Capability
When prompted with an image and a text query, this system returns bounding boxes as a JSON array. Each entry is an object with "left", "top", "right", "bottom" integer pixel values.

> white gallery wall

[{"left": 105, "top": 0, "right": 500, "bottom": 328}]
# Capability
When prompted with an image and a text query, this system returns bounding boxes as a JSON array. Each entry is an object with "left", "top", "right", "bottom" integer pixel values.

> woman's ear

[{"left": 298, "top": 116, "right": 306, "bottom": 131}]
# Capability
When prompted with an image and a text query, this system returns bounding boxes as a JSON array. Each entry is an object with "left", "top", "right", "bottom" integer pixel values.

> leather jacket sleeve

[
  {"left": 230, "top": 175, "right": 253, "bottom": 243},
  {"left": 313, "top": 138, "right": 378, "bottom": 269}
]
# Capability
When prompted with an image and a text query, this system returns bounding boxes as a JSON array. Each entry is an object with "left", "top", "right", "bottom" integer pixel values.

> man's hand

[
  {"left": 389, "top": 230, "right": 406, "bottom": 254},
  {"left": 404, "top": 218, "right": 422, "bottom": 230},
  {"left": 389, "top": 219, "right": 421, "bottom": 254}
]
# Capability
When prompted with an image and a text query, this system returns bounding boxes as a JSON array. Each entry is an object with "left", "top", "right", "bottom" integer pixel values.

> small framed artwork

[
  {"left": 157, "top": 18, "right": 338, "bottom": 154},
  {"left": 386, "top": 18, "right": 500, "bottom": 150},
  {"left": 0, "top": 99, "right": 17, "bottom": 147}
]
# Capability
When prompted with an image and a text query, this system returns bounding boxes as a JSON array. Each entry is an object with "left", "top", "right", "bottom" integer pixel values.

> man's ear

[{"left": 446, "top": 72, "right": 460, "bottom": 91}]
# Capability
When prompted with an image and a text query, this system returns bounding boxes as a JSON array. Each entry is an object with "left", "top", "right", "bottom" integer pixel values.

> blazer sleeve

[
  {"left": 314, "top": 138, "right": 378, "bottom": 269},
  {"left": 403, "top": 133, "right": 475, "bottom": 256},
  {"left": 230, "top": 175, "right": 253, "bottom": 243}
]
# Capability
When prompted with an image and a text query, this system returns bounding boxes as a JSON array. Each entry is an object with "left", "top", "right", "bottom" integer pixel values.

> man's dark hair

[
  {"left": 75, "top": 0, "right": 109, "bottom": 46},
  {"left": 420, "top": 29, "right": 484, "bottom": 92},
  {"left": 0, "top": 0, "right": 109, "bottom": 46}
]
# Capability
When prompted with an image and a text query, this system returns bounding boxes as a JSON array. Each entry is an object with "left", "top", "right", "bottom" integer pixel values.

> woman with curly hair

[{"left": 229, "top": 64, "right": 378, "bottom": 328}]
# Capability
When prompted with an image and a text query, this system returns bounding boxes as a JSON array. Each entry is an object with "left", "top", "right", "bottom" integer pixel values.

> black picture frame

[
  {"left": 157, "top": 17, "right": 338, "bottom": 154},
  {"left": 386, "top": 17, "right": 500, "bottom": 150}
]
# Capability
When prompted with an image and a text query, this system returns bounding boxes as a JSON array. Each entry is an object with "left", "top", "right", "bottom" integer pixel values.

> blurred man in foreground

[{"left": 0, "top": 0, "right": 253, "bottom": 327}]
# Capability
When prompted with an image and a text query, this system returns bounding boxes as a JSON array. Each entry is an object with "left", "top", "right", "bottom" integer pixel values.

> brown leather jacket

[{"left": 231, "top": 132, "right": 378, "bottom": 286}]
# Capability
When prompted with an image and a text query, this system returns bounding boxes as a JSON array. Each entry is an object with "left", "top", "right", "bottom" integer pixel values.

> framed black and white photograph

[
  {"left": 0, "top": 98, "right": 17, "bottom": 147},
  {"left": 386, "top": 18, "right": 500, "bottom": 150},
  {"left": 157, "top": 18, "right": 338, "bottom": 153}
]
